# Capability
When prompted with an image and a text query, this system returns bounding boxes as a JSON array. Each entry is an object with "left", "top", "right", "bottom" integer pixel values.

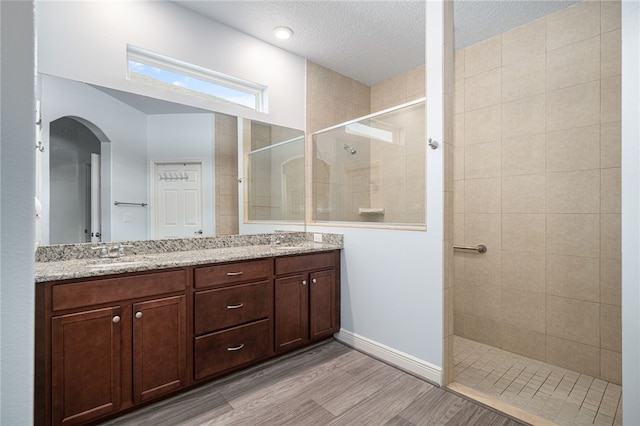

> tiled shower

[
  {"left": 452, "top": 0, "right": 622, "bottom": 423},
  {"left": 305, "top": 61, "right": 426, "bottom": 225}
]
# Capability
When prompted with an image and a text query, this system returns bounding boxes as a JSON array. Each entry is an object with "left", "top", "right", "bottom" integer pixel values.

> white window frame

[{"left": 127, "top": 45, "right": 267, "bottom": 111}]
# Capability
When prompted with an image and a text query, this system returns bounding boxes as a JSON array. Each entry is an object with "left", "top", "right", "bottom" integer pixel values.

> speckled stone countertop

[{"left": 35, "top": 232, "right": 342, "bottom": 283}]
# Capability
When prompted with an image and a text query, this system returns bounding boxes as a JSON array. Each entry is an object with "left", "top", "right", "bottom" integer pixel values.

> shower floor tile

[{"left": 453, "top": 336, "right": 622, "bottom": 426}]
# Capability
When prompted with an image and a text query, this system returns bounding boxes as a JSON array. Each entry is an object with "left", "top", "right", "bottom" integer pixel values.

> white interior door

[
  {"left": 90, "top": 153, "right": 101, "bottom": 242},
  {"left": 155, "top": 162, "right": 203, "bottom": 238}
]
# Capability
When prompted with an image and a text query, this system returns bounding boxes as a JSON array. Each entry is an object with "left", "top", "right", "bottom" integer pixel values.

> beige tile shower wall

[
  {"left": 370, "top": 65, "right": 427, "bottom": 224},
  {"left": 306, "top": 61, "right": 371, "bottom": 134},
  {"left": 306, "top": 61, "right": 371, "bottom": 222},
  {"left": 215, "top": 114, "right": 239, "bottom": 236},
  {"left": 249, "top": 122, "right": 276, "bottom": 220},
  {"left": 371, "top": 65, "right": 425, "bottom": 113},
  {"left": 306, "top": 61, "right": 427, "bottom": 224},
  {"left": 452, "top": 0, "right": 621, "bottom": 384}
]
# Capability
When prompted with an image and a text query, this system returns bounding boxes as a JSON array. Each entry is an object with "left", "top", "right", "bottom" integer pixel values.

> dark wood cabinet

[
  {"left": 274, "top": 274, "right": 309, "bottom": 351},
  {"left": 37, "top": 269, "right": 188, "bottom": 426},
  {"left": 309, "top": 269, "right": 338, "bottom": 340},
  {"left": 132, "top": 295, "right": 186, "bottom": 403},
  {"left": 193, "top": 259, "right": 274, "bottom": 381},
  {"left": 36, "top": 250, "right": 340, "bottom": 425},
  {"left": 194, "top": 319, "right": 271, "bottom": 380},
  {"left": 51, "top": 306, "right": 121, "bottom": 425},
  {"left": 274, "top": 252, "right": 340, "bottom": 352}
]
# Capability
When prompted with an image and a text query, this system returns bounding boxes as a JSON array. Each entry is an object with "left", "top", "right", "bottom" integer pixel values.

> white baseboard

[{"left": 335, "top": 329, "right": 442, "bottom": 385}]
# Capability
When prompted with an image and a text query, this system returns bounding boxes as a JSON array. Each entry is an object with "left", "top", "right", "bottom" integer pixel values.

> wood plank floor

[{"left": 100, "top": 340, "right": 528, "bottom": 426}]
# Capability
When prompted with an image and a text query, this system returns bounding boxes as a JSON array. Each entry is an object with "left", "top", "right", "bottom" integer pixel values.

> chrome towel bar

[
  {"left": 114, "top": 201, "right": 148, "bottom": 207},
  {"left": 453, "top": 244, "right": 487, "bottom": 253}
]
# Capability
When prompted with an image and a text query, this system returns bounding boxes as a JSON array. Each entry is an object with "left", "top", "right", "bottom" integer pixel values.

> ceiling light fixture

[{"left": 273, "top": 26, "right": 293, "bottom": 40}]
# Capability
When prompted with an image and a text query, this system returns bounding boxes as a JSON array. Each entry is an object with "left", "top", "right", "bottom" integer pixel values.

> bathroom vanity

[{"left": 34, "top": 234, "right": 342, "bottom": 426}]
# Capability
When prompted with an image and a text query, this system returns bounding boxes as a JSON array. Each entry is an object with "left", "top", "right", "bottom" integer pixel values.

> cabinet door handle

[
  {"left": 312, "top": 278, "right": 317, "bottom": 284},
  {"left": 112, "top": 315, "right": 121, "bottom": 323},
  {"left": 302, "top": 280, "right": 307, "bottom": 286},
  {"left": 226, "top": 271, "right": 244, "bottom": 276},
  {"left": 227, "top": 344, "right": 245, "bottom": 351},
  {"left": 226, "top": 303, "right": 244, "bottom": 309},
  {"left": 135, "top": 312, "right": 143, "bottom": 319}
]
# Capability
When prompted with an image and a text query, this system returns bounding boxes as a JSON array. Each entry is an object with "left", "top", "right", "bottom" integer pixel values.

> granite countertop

[{"left": 35, "top": 238, "right": 342, "bottom": 283}]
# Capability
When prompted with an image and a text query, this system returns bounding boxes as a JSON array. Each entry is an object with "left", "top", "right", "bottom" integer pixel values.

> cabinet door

[
  {"left": 274, "top": 274, "right": 308, "bottom": 351},
  {"left": 52, "top": 306, "right": 121, "bottom": 425},
  {"left": 132, "top": 295, "right": 186, "bottom": 403},
  {"left": 309, "top": 269, "right": 337, "bottom": 340}
]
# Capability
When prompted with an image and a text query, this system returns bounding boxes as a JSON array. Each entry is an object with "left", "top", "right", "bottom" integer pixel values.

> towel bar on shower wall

[{"left": 453, "top": 244, "right": 487, "bottom": 253}]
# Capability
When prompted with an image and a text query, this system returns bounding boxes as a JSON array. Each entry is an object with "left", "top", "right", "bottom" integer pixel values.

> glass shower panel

[
  {"left": 247, "top": 136, "right": 305, "bottom": 221},
  {"left": 312, "top": 100, "right": 426, "bottom": 227}
]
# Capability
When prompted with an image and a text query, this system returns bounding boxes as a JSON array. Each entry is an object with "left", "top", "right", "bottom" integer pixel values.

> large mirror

[
  {"left": 35, "top": 1, "right": 426, "bottom": 246},
  {"left": 37, "top": 74, "right": 305, "bottom": 245}
]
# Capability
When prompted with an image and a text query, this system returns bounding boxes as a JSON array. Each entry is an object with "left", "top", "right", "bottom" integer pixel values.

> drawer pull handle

[
  {"left": 227, "top": 303, "right": 244, "bottom": 309},
  {"left": 312, "top": 279, "right": 317, "bottom": 284},
  {"left": 112, "top": 315, "right": 121, "bottom": 324},
  {"left": 302, "top": 280, "right": 307, "bottom": 286},
  {"left": 135, "top": 311, "right": 143, "bottom": 319},
  {"left": 226, "top": 271, "right": 244, "bottom": 276},
  {"left": 227, "top": 344, "right": 245, "bottom": 351}
]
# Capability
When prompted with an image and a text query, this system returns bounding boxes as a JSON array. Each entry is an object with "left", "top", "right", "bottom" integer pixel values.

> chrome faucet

[
  {"left": 91, "top": 244, "right": 133, "bottom": 258},
  {"left": 91, "top": 245, "right": 109, "bottom": 258},
  {"left": 269, "top": 235, "right": 281, "bottom": 246}
]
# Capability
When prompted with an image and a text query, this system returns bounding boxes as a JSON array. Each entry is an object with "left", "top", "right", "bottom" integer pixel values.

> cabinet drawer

[
  {"left": 194, "top": 259, "right": 271, "bottom": 289},
  {"left": 52, "top": 270, "right": 187, "bottom": 311},
  {"left": 194, "top": 280, "right": 272, "bottom": 335},
  {"left": 275, "top": 251, "right": 336, "bottom": 275},
  {"left": 194, "top": 319, "right": 271, "bottom": 380}
]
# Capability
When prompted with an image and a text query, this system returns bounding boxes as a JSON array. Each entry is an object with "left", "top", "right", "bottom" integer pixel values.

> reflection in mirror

[
  {"left": 49, "top": 117, "right": 102, "bottom": 244},
  {"left": 313, "top": 100, "right": 426, "bottom": 227},
  {"left": 246, "top": 126, "right": 305, "bottom": 222},
  {"left": 37, "top": 74, "right": 305, "bottom": 246}
]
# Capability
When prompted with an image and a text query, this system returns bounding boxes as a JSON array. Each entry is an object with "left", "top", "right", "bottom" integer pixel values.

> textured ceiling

[
  {"left": 174, "top": 1, "right": 426, "bottom": 86},
  {"left": 173, "top": 1, "right": 580, "bottom": 86}
]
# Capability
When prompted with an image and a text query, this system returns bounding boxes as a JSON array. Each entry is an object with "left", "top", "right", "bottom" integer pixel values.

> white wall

[
  {"left": 147, "top": 114, "right": 215, "bottom": 236},
  {"left": 36, "top": 1, "right": 306, "bottom": 131},
  {"left": 622, "top": 0, "right": 640, "bottom": 423},
  {"left": 40, "top": 75, "right": 148, "bottom": 243},
  {"left": 306, "top": 2, "right": 444, "bottom": 383},
  {"left": 0, "top": 1, "right": 35, "bottom": 424}
]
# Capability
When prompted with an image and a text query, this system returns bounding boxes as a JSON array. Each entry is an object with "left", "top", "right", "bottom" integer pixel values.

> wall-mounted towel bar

[
  {"left": 454, "top": 244, "right": 487, "bottom": 253},
  {"left": 114, "top": 201, "right": 148, "bottom": 207}
]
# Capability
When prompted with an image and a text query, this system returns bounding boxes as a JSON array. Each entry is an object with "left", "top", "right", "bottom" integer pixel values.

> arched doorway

[{"left": 49, "top": 117, "right": 102, "bottom": 244}]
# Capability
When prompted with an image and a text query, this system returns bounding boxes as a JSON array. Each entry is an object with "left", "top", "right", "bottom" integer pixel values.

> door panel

[
  {"left": 184, "top": 189, "right": 199, "bottom": 225},
  {"left": 162, "top": 190, "right": 179, "bottom": 225},
  {"left": 310, "top": 270, "right": 337, "bottom": 340},
  {"left": 132, "top": 295, "right": 186, "bottom": 403},
  {"left": 274, "top": 274, "right": 308, "bottom": 351},
  {"left": 155, "top": 163, "right": 203, "bottom": 238},
  {"left": 52, "top": 306, "right": 121, "bottom": 425}
]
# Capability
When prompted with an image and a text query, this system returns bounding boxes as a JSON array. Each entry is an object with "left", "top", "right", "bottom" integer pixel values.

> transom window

[{"left": 127, "top": 45, "right": 267, "bottom": 111}]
